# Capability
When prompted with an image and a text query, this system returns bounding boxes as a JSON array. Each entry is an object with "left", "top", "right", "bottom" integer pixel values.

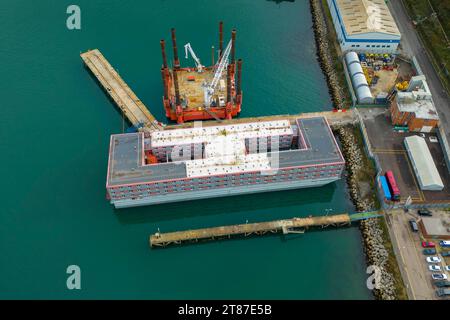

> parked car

[
  {"left": 436, "top": 288, "right": 450, "bottom": 297},
  {"left": 418, "top": 209, "right": 432, "bottom": 217},
  {"left": 427, "top": 256, "right": 442, "bottom": 263},
  {"left": 422, "top": 241, "right": 436, "bottom": 248},
  {"left": 429, "top": 265, "right": 441, "bottom": 271},
  {"left": 423, "top": 248, "right": 437, "bottom": 255},
  {"left": 434, "top": 280, "right": 450, "bottom": 288},
  {"left": 429, "top": 136, "right": 438, "bottom": 143},
  {"left": 409, "top": 219, "right": 419, "bottom": 232},
  {"left": 440, "top": 240, "right": 450, "bottom": 248},
  {"left": 442, "top": 251, "right": 450, "bottom": 257},
  {"left": 445, "top": 266, "right": 450, "bottom": 272},
  {"left": 432, "top": 274, "right": 448, "bottom": 280}
]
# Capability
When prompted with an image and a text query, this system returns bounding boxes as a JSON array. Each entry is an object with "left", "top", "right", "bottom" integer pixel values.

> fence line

[
  {"left": 342, "top": 57, "right": 357, "bottom": 107},
  {"left": 412, "top": 56, "right": 423, "bottom": 75}
]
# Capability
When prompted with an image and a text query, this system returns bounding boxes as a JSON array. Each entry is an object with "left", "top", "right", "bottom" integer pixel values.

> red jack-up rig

[{"left": 160, "top": 22, "right": 242, "bottom": 123}]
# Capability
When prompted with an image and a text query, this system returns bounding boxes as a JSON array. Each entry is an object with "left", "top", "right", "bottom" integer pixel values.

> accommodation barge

[{"left": 106, "top": 117, "right": 345, "bottom": 208}]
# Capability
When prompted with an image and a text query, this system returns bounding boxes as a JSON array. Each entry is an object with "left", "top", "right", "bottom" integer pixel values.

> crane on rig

[
  {"left": 184, "top": 43, "right": 204, "bottom": 73},
  {"left": 203, "top": 39, "right": 232, "bottom": 108}
]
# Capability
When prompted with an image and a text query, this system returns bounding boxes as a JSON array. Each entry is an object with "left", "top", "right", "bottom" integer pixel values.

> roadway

[
  {"left": 384, "top": 1, "right": 450, "bottom": 300},
  {"left": 385, "top": 209, "right": 437, "bottom": 300},
  {"left": 387, "top": 0, "right": 450, "bottom": 143}
]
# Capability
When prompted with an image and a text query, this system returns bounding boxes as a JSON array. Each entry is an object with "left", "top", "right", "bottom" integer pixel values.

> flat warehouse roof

[
  {"left": 396, "top": 95, "right": 439, "bottom": 120},
  {"left": 421, "top": 217, "right": 450, "bottom": 237},
  {"left": 333, "top": 0, "right": 400, "bottom": 37},
  {"left": 106, "top": 117, "right": 345, "bottom": 187}
]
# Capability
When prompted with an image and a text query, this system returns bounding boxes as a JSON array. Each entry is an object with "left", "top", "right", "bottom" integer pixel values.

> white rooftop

[
  {"left": 152, "top": 120, "right": 294, "bottom": 178},
  {"left": 396, "top": 75, "right": 439, "bottom": 120},
  {"left": 404, "top": 136, "right": 444, "bottom": 191},
  {"left": 203, "top": 136, "right": 246, "bottom": 158},
  {"left": 407, "top": 75, "right": 432, "bottom": 100},
  {"left": 335, "top": 0, "right": 400, "bottom": 36},
  {"left": 150, "top": 120, "right": 292, "bottom": 147},
  {"left": 185, "top": 153, "right": 271, "bottom": 178},
  {"left": 397, "top": 92, "right": 439, "bottom": 120}
]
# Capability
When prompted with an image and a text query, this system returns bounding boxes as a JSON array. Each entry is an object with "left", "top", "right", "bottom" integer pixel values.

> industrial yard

[
  {"left": 360, "top": 108, "right": 450, "bottom": 204},
  {"left": 322, "top": 0, "right": 450, "bottom": 300}
]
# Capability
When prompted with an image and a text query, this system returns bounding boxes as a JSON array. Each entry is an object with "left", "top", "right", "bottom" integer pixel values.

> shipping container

[{"left": 379, "top": 175, "right": 392, "bottom": 200}]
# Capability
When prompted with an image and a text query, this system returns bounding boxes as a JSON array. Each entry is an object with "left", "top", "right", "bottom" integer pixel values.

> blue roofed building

[{"left": 327, "top": 0, "right": 401, "bottom": 54}]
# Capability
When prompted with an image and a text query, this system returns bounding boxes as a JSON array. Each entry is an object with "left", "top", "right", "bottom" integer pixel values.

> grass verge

[
  {"left": 377, "top": 217, "right": 409, "bottom": 300},
  {"left": 402, "top": 0, "right": 450, "bottom": 94},
  {"left": 351, "top": 125, "right": 380, "bottom": 210}
]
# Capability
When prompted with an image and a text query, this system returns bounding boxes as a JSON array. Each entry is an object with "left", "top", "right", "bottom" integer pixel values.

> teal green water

[{"left": 0, "top": 0, "right": 372, "bottom": 299}]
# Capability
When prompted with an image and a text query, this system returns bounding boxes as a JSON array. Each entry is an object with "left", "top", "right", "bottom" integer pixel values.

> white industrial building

[
  {"left": 327, "top": 0, "right": 401, "bottom": 53},
  {"left": 391, "top": 75, "right": 440, "bottom": 132},
  {"left": 404, "top": 136, "right": 444, "bottom": 191},
  {"left": 345, "top": 52, "right": 373, "bottom": 104}
]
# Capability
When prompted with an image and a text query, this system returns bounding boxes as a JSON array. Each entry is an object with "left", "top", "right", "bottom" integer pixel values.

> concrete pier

[
  {"left": 81, "top": 49, "right": 162, "bottom": 132},
  {"left": 150, "top": 213, "right": 351, "bottom": 247}
]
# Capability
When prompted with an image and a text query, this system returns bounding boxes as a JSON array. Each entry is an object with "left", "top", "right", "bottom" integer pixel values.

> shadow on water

[
  {"left": 267, "top": 0, "right": 296, "bottom": 4},
  {"left": 115, "top": 182, "right": 338, "bottom": 225},
  {"left": 83, "top": 63, "right": 135, "bottom": 129}
]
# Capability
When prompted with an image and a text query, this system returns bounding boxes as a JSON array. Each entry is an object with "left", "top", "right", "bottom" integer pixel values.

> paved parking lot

[
  {"left": 360, "top": 108, "right": 450, "bottom": 204},
  {"left": 386, "top": 209, "right": 450, "bottom": 300}
]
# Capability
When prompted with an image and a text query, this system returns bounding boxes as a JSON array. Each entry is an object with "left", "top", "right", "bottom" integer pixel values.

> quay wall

[
  {"left": 334, "top": 118, "right": 400, "bottom": 300},
  {"left": 310, "top": 0, "right": 345, "bottom": 110}
]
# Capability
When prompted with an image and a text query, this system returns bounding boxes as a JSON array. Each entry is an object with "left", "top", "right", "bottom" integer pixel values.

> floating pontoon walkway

[
  {"left": 150, "top": 213, "right": 352, "bottom": 248},
  {"left": 81, "top": 49, "right": 162, "bottom": 132}
]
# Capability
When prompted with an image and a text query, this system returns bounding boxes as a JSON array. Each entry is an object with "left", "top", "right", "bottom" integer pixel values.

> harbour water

[{"left": 0, "top": 0, "right": 372, "bottom": 299}]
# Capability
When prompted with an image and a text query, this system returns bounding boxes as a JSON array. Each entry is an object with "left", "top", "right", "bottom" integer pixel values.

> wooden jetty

[
  {"left": 81, "top": 49, "right": 162, "bottom": 132},
  {"left": 150, "top": 213, "right": 352, "bottom": 248}
]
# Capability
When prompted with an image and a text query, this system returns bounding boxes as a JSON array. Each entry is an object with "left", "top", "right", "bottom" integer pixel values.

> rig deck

[
  {"left": 150, "top": 213, "right": 351, "bottom": 247},
  {"left": 175, "top": 68, "right": 228, "bottom": 110},
  {"left": 81, "top": 49, "right": 162, "bottom": 132}
]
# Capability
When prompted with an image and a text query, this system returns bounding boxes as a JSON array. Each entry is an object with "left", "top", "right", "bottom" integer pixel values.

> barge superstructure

[
  {"left": 106, "top": 117, "right": 345, "bottom": 208},
  {"left": 160, "top": 22, "right": 242, "bottom": 123}
]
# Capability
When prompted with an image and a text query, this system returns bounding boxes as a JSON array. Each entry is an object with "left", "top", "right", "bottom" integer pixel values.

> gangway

[{"left": 349, "top": 211, "right": 383, "bottom": 221}]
